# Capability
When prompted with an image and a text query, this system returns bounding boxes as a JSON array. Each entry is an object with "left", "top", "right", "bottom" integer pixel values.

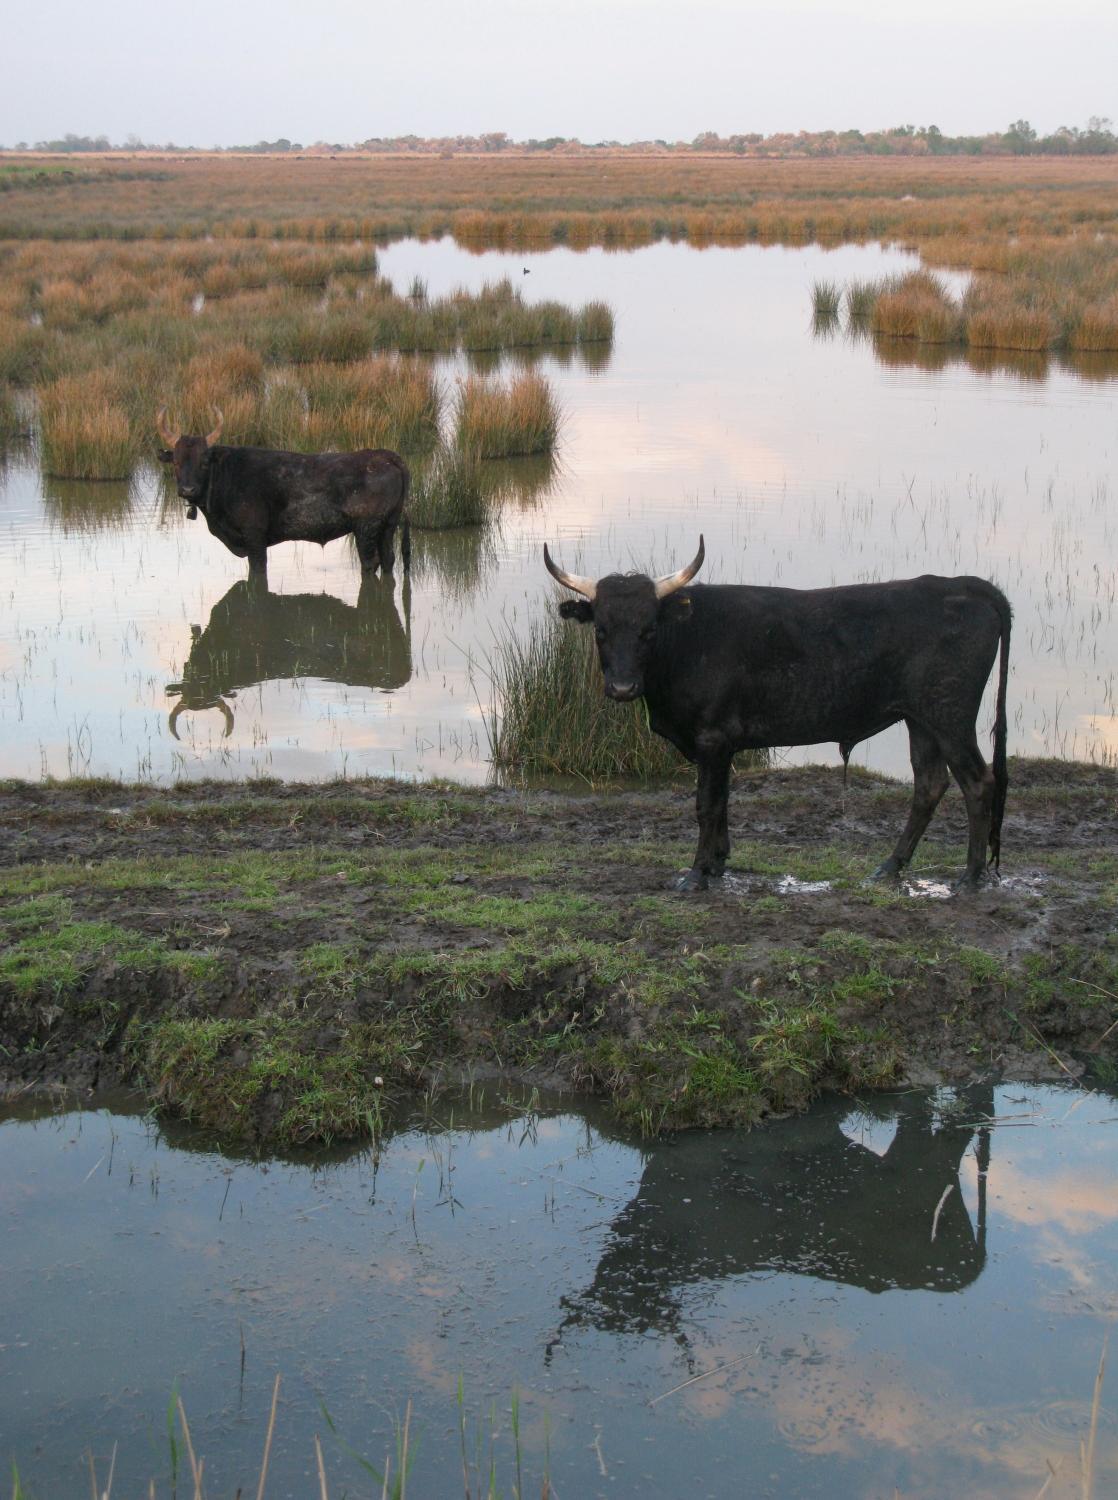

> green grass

[
  {"left": 2, "top": 771, "right": 1117, "bottom": 1145},
  {"left": 408, "top": 444, "right": 494, "bottom": 528},
  {"left": 487, "top": 608, "right": 691, "bottom": 780},
  {"left": 811, "top": 279, "right": 841, "bottom": 318}
]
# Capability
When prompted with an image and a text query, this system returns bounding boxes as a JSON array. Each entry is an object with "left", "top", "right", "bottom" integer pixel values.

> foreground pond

[
  {"left": 2, "top": 1082, "right": 1115, "bottom": 1497},
  {"left": 1, "top": 238, "right": 1116, "bottom": 783}
]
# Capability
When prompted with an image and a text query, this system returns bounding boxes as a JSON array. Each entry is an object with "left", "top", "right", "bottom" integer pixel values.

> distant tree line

[{"left": 7, "top": 119, "right": 1117, "bottom": 157}]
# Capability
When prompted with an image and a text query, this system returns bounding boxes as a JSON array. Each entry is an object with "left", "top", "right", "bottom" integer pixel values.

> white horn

[
  {"left": 205, "top": 407, "right": 224, "bottom": 447},
  {"left": 156, "top": 406, "right": 180, "bottom": 447},
  {"left": 654, "top": 535, "right": 705, "bottom": 599},
  {"left": 543, "top": 543, "right": 596, "bottom": 601}
]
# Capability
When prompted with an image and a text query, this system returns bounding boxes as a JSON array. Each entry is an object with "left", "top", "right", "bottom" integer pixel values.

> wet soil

[{"left": 2, "top": 758, "right": 1117, "bottom": 1145}]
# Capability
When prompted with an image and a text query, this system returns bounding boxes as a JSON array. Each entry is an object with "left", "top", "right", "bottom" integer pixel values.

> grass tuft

[{"left": 453, "top": 370, "right": 561, "bottom": 458}]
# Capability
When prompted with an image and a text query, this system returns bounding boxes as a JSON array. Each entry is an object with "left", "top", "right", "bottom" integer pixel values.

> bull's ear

[
  {"left": 659, "top": 592, "right": 692, "bottom": 623},
  {"left": 558, "top": 599, "right": 594, "bottom": 623},
  {"left": 158, "top": 448, "right": 173, "bottom": 463}
]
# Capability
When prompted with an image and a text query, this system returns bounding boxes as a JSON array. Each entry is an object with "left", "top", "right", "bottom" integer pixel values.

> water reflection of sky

[
  {"left": 1, "top": 1083, "right": 1115, "bottom": 1498},
  {"left": 2, "top": 239, "right": 1116, "bottom": 781}
]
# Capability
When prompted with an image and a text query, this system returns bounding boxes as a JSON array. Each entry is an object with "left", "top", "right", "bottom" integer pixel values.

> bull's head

[
  {"left": 156, "top": 406, "right": 224, "bottom": 507},
  {"left": 544, "top": 537, "right": 704, "bottom": 701}
]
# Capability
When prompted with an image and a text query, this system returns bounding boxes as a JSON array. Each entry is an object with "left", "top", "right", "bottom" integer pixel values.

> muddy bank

[{"left": 1, "top": 759, "right": 1116, "bottom": 1146}]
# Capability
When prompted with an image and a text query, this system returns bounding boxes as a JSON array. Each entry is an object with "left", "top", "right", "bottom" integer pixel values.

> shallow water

[
  {"left": 2, "top": 238, "right": 1117, "bottom": 783},
  {"left": 2, "top": 1083, "right": 1116, "bottom": 1497}
]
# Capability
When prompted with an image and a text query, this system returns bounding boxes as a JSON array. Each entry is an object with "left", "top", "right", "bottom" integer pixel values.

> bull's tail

[
  {"left": 399, "top": 458, "right": 411, "bottom": 573},
  {"left": 988, "top": 587, "right": 1011, "bottom": 871}
]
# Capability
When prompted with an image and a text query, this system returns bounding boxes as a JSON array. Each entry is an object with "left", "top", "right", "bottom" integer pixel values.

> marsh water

[
  {"left": 2, "top": 1083, "right": 1116, "bottom": 1498},
  {"left": 2, "top": 238, "right": 1117, "bottom": 783}
]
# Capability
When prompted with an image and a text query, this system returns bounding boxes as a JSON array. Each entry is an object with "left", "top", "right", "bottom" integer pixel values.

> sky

[{"left": 4, "top": 0, "right": 1116, "bottom": 147}]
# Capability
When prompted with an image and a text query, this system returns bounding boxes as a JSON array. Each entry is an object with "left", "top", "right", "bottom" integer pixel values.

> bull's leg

[
  {"left": 353, "top": 522, "right": 383, "bottom": 575},
  {"left": 873, "top": 722, "right": 950, "bottom": 879},
  {"left": 677, "top": 742, "right": 732, "bottom": 893},
  {"left": 377, "top": 521, "right": 397, "bottom": 574},
  {"left": 942, "top": 731, "right": 996, "bottom": 889},
  {"left": 246, "top": 544, "right": 268, "bottom": 578}
]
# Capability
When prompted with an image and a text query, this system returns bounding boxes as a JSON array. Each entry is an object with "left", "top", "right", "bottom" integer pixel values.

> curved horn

[
  {"left": 205, "top": 407, "right": 224, "bottom": 447},
  {"left": 156, "top": 406, "right": 180, "bottom": 448},
  {"left": 168, "top": 698, "right": 235, "bottom": 741},
  {"left": 543, "top": 543, "right": 596, "bottom": 601},
  {"left": 653, "top": 535, "right": 705, "bottom": 599}
]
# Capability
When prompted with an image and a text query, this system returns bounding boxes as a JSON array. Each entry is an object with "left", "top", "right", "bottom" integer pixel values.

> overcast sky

[{"left": 5, "top": 0, "right": 1115, "bottom": 147}]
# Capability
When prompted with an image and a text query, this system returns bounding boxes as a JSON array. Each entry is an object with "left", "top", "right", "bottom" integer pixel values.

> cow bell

[{"left": 186, "top": 504, "right": 198, "bottom": 520}]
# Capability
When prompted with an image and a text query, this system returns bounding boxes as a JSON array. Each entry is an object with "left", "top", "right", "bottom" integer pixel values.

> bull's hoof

[
  {"left": 870, "top": 858, "right": 902, "bottom": 882},
  {"left": 674, "top": 869, "right": 710, "bottom": 893},
  {"left": 952, "top": 869, "right": 999, "bottom": 895}
]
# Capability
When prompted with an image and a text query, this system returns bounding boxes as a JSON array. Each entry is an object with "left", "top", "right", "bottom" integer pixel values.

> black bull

[
  {"left": 545, "top": 538, "right": 1011, "bottom": 890},
  {"left": 157, "top": 409, "right": 410, "bottom": 578},
  {"left": 166, "top": 575, "right": 411, "bottom": 739}
]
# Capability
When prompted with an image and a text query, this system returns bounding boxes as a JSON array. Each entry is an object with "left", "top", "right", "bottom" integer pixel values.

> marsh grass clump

[
  {"left": 38, "top": 371, "right": 138, "bottom": 479},
  {"left": 1070, "top": 298, "right": 1118, "bottom": 352},
  {"left": 454, "top": 370, "right": 561, "bottom": 458},
  {"left": 811, "top": 279, "right": 841, "bottom": 319},
  {"left": 964, "top": 296, "right": 1057, "bottom": 352},
  {"left": 408, "top": 444, "right": 494, "bottom": 529},
  {"left": 301, "top": 355, "right": 441, "bottom": 451},
  {"left": 577, "top": 300, "right": 614, "bottom": 343},
  {"left": 869, "top": 269, "right": 957, "bottom": 340},
  {"left": 489, "top": 608, "right": 688, "bottom": 779},
  {"left": 844, "top": 279, "right": 878, "bottom": 326}
]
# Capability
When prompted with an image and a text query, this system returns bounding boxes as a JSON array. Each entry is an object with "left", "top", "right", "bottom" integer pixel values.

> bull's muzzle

[{"left": 606, "top": 680, "right": 641, "bottom": 702}]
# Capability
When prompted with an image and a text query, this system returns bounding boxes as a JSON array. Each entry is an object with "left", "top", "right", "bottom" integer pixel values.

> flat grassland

[
  {"left": 2, "top": 152, "right": 1117, "bottom": 246},
  {"left": 2, "top": 761, "right": 1115, "bottom": 1148}
]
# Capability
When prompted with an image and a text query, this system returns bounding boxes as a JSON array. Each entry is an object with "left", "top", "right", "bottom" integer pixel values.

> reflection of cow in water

[
  {"left": 166, "top": 575, "right": 411, "bottom": 739},
  {"left": 553, "top": 1089, "right": 992, "bottom": 1351}
]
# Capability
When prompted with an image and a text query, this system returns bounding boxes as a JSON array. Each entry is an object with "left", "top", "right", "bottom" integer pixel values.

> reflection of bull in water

[
  {"left": 554, "top": 1089, "right": 993, "bottom": 1351},
  {"left": 166, "top": 575, "right": 412, "bottom": 739}
]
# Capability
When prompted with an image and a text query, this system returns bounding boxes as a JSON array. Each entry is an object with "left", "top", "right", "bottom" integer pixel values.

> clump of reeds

[
  {"left": 38, "top": 371, "right": 138, "bottom": 479},
  {"left": 577, "top": 300, "right": 614, "bottom": 343},
  {"left": 844, "top": 279, "right": 877, "bottom": 325},
  {"left": 488, "top": 607, "right": 686, "bottom": 779},
  {"left": 1068, "top": 297, "right": 1118, "bottom": 352},
  {"left": 408, "top": 445, "right": 494, "bottom": 528},
  {"left": 301, "top": 355, "right": 441, "bottom": 451},
  {"left": 964, "top": 298, "right": 1056, "bottom": 351},
  {"left": 811, "top": 280, "right": 841, "bottom": 319},
  {"left": 454, "top": 370, "right": 561, "bottom": 458}
]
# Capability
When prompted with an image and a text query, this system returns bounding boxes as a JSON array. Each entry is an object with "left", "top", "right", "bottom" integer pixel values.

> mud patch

[{"left": 1, "top": 759, "right": 1116, "bottom": 1145}]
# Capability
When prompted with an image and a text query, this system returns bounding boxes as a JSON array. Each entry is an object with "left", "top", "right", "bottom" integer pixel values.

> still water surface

[
  {"left": 1, "top": 238, "right": 1116, "bottom": 783},
  {"left": 2, "top": 1084, "right": 1115, "bottom": 1498}
]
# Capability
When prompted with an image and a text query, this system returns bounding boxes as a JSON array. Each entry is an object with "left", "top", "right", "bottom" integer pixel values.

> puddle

[
  {"left": 4, "top": 1083, "right": 1115, "bottom": 1497},
  {"left": 776, "top": 873, "right": 833, "bottom": 895},
  {"left": 902, "top": 876, "right": 955, "bottom": 899}
]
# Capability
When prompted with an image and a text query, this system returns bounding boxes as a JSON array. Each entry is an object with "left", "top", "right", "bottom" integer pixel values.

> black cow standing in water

[
  {"left": 157, "top": 408, "right": 410, "bottom": 579},
  {"left": 166, "top": 575, "right": 411, "bottom": 740},
  {"left": 545, "top": 537, "right": 1011, "bottom": 891}
]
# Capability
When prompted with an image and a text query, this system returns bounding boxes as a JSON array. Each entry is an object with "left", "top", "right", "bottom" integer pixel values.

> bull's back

[
  {"left": 210, "top": 446, "right": 409, "bottom": 544},
  {"left": 651, "top": 575, "right": 1007, "bottom": 749}
]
